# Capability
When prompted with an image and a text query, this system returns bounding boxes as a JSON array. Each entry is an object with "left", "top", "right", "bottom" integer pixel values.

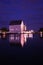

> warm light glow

[
  {"left": 21, "top": 34, "right": 25, "bottom": 47},
  {"left": 2, "top": 32, "right": 6, "bottom": 38},
  {"left": 24, "top": 34, "right": 27, "bottom": 42},
  {"left": 40, "top": 32, "right": 42, "bottom": 37},
  {"left": 28, "top": 31, "right": 34, "bottom": 38},
  {"left": 24, "top": 30, "right": 34, "bottom": 38},
  {"left": 28, "top": 33, "right": 33, "bottom": 38},
  {"left": 31, "top": 30, "right": 34, "bottom": 32}
]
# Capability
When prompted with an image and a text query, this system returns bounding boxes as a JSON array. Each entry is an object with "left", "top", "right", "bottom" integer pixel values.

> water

[{"left": 0, "top": 34, "right": 43, "bottom": 64}]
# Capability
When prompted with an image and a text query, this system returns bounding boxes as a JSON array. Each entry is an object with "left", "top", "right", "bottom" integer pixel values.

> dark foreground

[{"left": 0, "top": 35, "right": 43, "bottom": 64}]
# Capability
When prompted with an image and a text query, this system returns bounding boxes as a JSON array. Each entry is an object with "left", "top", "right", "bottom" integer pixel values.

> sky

[{"left": 0, "top": 0, "right": 43, "bottom": 31}]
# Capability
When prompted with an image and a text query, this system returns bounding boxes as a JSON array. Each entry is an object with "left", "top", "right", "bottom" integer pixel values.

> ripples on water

[{"left": 0, "top": 34, "right": 43, "bottom": 64}]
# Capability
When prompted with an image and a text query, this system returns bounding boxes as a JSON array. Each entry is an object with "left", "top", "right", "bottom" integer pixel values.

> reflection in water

[
  {"left": 9, "top": 31, "right": 34, "bottom": 47},
  {"left": 9, "top": 34, "right": 25, "bottom": 47},
  {"left": 0, "top": 29, "right": 34, "bottom": 47},
  {"left": 0, "top": 32, "right": 34, "bottom": 47},
  {"left": 0, "top": 31, "right": 43, "bottom": 47}
]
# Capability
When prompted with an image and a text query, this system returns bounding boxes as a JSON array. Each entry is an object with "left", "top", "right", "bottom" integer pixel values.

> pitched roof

[{"left": 9, "top": 20, "right": 22, "bottom": 25}]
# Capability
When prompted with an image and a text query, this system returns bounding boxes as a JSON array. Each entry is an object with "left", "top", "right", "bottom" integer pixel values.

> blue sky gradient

[{"left": 0, "top": 0, "right": 43, "bottom": 30}]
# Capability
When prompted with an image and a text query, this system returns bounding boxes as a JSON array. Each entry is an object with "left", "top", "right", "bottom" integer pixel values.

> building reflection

[
  {"left": 0, "top": 20, "right": 35, "bottom": 47},
  {"left": 9, "top": 20, "right": 34, "bottom": 47}
]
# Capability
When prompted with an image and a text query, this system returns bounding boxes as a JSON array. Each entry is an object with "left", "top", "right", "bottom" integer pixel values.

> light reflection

[
  {"left": 2, "top": 32, "right": 6, "bottom": 38},
  {"left": 9, "top": 34, "right": 14, "bottom": 42},
  {"left": 40, "top": 32, "right": 43, "bottom": 37},
  {"left": 9, "top": 30, "right": 34, "bottom": 47}
]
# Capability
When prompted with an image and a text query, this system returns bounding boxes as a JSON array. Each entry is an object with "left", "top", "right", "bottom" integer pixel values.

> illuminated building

[
  {"left": 9, "top": 20, "right": 34, "bottom": 47},
  {"left": 9, "top": 20, "right": 25, "bottom": 47}
]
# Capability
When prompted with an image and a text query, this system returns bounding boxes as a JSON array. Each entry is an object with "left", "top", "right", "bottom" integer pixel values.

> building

[
  {"left": 9, "top": 20, "right": 25, "bottom": 47},
  {"left": 9, "top": 20, "right": 34, "bottom": 47},
  {"left": 1, "top": 27, "right": 9, "bottom": 38}
]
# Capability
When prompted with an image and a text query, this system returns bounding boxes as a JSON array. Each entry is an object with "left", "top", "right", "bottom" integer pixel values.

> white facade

[
  {"left": 9, "top": 20, "right": 25, "bottom": 47},
  {"left": 9, "top": 20, "right": 34, "bottom": 47}
]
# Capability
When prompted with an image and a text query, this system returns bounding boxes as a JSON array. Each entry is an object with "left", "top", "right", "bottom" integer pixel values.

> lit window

[
  {"left": 16, "top": 36, "right": 19, "bottom": 40},
  {"left": 16, "top": 28, "right": 18, "bottom": 30},
  {"left": 9, "top": 34, "right": 14, "bottom": 40}
]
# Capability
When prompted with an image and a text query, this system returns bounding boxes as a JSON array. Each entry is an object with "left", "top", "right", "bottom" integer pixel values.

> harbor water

[{"left": 0, "top": 34, "right": 43, "bottom": 64}]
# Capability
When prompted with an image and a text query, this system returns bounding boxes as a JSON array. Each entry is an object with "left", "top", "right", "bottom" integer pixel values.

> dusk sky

[{"left": 0, "top": 0, "right": 43, "bottom": 31}]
